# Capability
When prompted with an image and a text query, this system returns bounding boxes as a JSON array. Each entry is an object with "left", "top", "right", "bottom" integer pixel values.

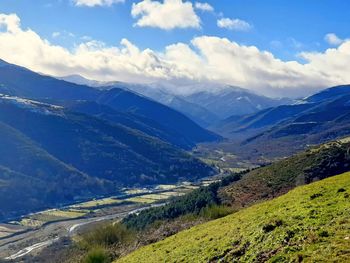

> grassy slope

[
  {"left": 219, "top": 139, "right": 350, "bottom": 210},
  {"left": 117, "top": 172, "right": 350, "bottom": 263}
]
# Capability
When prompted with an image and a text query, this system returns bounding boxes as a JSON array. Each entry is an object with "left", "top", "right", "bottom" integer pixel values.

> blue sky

[{"left": 0, "top": 0, "right": 349, "bottom": 97}]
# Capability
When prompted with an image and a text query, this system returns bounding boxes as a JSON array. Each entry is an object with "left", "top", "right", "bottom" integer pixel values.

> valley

[
  {"left": 0, "top": 178, "right": 218, "bottom": 261},
  {"left": 1, "top": 57, "right": 350, "bottom": 262}
]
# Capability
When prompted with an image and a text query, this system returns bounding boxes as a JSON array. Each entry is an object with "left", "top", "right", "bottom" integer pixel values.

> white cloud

[
  {"left": 131, "top": 0, "right": 200, "bottom": 30},
  {"left": 52, "top": 30, "right": 75, "bottom": 39},
  {"left": 0, "top": 13, "right": 21, "bottom": 33},
  {"left": 324, "top": 33, "right": 344, "bottom": 46},
  {"left": 52, "top": 32, "right": 61, "bottom": 38},
  {"left": 194, "top": 2, "right": 214, "bottom": 12},
  {"left": 74, "top": 0, "right": 124, "bottom": 7},
  {"left": 217, "top": 17, "right": 251, "bottom": 31},
  {"left": 1, "top": 13, "right": 350, "bottom": 97}
]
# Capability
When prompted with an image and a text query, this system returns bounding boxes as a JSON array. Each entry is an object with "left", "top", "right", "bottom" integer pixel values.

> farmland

[{"left": 0, "top": 178, "right": 214, "bottom": 260}]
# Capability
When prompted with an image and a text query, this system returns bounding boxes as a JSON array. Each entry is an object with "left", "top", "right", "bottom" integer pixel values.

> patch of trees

[{"left": 123, "top": 172, "right": 243, "bottom": 230}]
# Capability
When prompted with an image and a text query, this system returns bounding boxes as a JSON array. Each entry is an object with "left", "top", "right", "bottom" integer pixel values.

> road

[{"left": 0, "top": 203, "right": 164, "bottom": 261}]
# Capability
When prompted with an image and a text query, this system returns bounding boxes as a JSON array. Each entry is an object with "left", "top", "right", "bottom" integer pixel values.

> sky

[{"left": 0, "top": 0, "right": 349, "bottom": 97}]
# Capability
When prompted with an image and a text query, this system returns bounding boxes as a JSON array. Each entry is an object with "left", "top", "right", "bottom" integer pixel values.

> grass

[
  {"left": 220, "top": 139, "right": 350, "bottom": 209},
  {"left": 125, "top": 197, "right": 157, "bottom": 204},
  {"left": 117, "top": 172, "right": 350, "bottom": 263},
  {"left": 155, "top": 185, "right": 178, "bottom": 190},
  {"left": 83, "top": 247, "right": 111, "bottom": 263},
  {"left": 18, "top": 218, "right": 44, "bottom": 227},
  {"left": 41, "top": 209, "right": 87, "bottom": 218},
  {"left": 126, "top": 193, "right": 179, "bottom": 204},
  {"left": 18, "top": 209, "right": 87, "bottom": 227},
  {"left": 71, "top": 198, "right": 122, "bottom": 209}
]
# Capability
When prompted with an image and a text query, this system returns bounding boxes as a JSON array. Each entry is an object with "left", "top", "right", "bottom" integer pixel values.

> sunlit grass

[
  {"left": 118, "top": 172, "right": 350, "bottom": 263},
  {"left": 71, "top": 198, "right": 122, "bottom": 209}
]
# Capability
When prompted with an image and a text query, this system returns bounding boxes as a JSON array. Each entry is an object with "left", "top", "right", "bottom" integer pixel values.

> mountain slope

[
  {"left": 0, "top": 59, "right": 98, "bottom": 100},
  {"left": 0, "top": 59, "right": 219, "bottom": 147},
  {"left": 184, "top": 87, "right": 292, "bottom": 119},
  {"left": 117, "top": 171, "right": 350, "bottom": 262},
  {"left": 215, "top": 85, "right": 350, "bottom": 138},
  {"left": 305, "top": 84, "right": 350, "bottom": 103},
  {"left": 67, "top": 101, "right": 195, "bottom": 149},
  {"left": 0, "top": 121, "right": 113, "bottom": 220},
  {"left": 96, "top": 88, "right": 220, "bottom": 145},
  {"left": 212, "top": 85, "right": 350, "bottom": 160},
  {"left": 219, "top": 138, "right": 350, "bottom": 209},
  {"left": 0, "top": 96, "right": 214, "bottom": 185},
  {"left": 105, "top": 82, "right": 220, "bottom": 127}
]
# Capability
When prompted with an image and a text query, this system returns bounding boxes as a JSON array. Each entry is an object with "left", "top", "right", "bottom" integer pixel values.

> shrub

[
  {"left": 81, "top": 223, "right": 135, "bottom": 248},
  {"left": 337, "top": 188, "right": 346, "bottom": 193},
  {"left": 262, "top": 219, "right": 283, "bottom": 233},
  {"left": 199, "top": 205, "right": 233, "bottom": 220},
  {"left": 310, "top": 193, "right": 323, "bottom": 200},
  {"left": 318, "top": 230, "right": 329, "bottom": 237},
  {"left": 84, "top": 247, "right": 110, "bottom": 263}
]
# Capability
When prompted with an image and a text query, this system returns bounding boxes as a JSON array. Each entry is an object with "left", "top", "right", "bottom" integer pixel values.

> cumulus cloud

[
  {"left": 0, "top": 13, "right": 349, "bottom": 97},
  {"left": 74, "top": 0, "right": 124, "bottom": 7},
  {"left": 131, "top": 0, "right": 200, "bottom": 30},
  {"left": 217, "top": 17, "right": 252, "bottom": 31},
  {"left": 194, "top": 2, "right": 214, "bottom": 12},
  {"left": 0, "top": 13, "right": 21, "bottom": 33},
  {"left": 324, "top": 33, "right": 344, "bottom": 46}
]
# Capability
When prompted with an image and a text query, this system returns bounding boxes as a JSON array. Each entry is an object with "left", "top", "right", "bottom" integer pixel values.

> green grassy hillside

[
  {"left": 117, "top": 172, "right": 350, "bottom": 262},
  {"left": 219, "top": 138, "right": 350, "bottom": 210}
]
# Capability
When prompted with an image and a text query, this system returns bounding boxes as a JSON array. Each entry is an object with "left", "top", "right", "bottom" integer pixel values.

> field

[
  {"left": 117, "top": 172, "right": 350, "bottom": 263},
  {"left": 71, "top": 198, "right": 122, "bottom": 209},
  {"left": 17, "top": 209, "right": 88, "bottom": 227},
  {"left": 0, "top": 225, "right": 24, "bottom": 239},
  {"left": 6, "top": 180, "right": 209, "bottom": 230}
]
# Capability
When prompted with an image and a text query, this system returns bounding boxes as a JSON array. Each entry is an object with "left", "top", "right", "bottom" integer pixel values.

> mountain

[
  {"left": 0, "top": 59, "right": 220, "bottom": 148},
  {"left": 96, "top": 88, "right": 220, "bottom": 145},
  {"left": 0, "top": 60, "right": 98, "bottom": 101},
  {"left": 62, "top": 76, "right": 291, "bottom": 128},
  {"left": 104, "top": 83, "right": 292, "bottom": 126},
  {"left": 213, "top": 85, "right": 350, "bottom": 159},
  {"left": 96, "top": 82, "right": 221, "bottom": 127},
  {"left": 305, "top": 84, "right": 350, "bottom": 103},
  {"left": 213, "top": 103, "right": 314, "bottom": 138},
  {"left": 58, "top": 74, "right": 105, "bottom": 87},
  {"left": 67, "top": 101, "right": 195, "bottom": 149},
  {"left": 0, "top": 120, "right": 113, "bottom": 220},
  {"left": 184, "top": 86, "right": 293, "bottom": 119},
  {"left": 118, "top": 171, "right": 350, "bottom": 262},
  {"left": 0, "top": 95, "right": 214, "bottom": 184},
  {"left": 0, "top": 95, "right": 216, "bottom": 219}
]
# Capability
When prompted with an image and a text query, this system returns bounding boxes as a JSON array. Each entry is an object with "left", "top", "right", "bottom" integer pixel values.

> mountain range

[
  {"left": 60, "top": 76, "right": 292, "bottom": 127},
  {"left": 213, "top": 84, "right": 350, "bottom": 159},
  {"left": 0, "top": 60, "right": 220, "bottom": 220}
]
